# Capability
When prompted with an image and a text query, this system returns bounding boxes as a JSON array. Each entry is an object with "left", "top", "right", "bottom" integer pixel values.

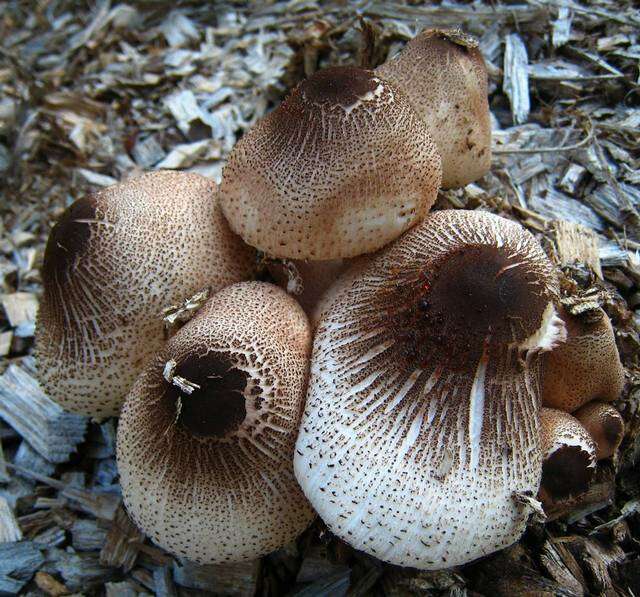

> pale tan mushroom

[
  {"left": 117, "top": 282, "right": 314, "bottom": 564},
  {"left": 541, "top": 306, "right": 624, "bottom": 413},
  {"left": 295, "top": 210, "right": 564, "bottom": 570},
  {"left": 538, "top": 407, "right": 597, "bottom": 506},
  {"left": 574, "top": 401, "right": 624, "bottom": 460},
  {"left": 219, "top": 66, "right": 441, "bottom": 260},
  {"left": 36, "top": 171, "right": 255, "bottom": 417},
  {"left": 376, "top": 29, "right": 491, "bottom": 189}
]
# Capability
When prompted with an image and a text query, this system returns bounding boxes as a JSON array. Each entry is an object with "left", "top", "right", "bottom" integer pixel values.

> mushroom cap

[
  {"left": 574, "top": 401, "right": 624, "bottom": 460},
  {"left": 117, "top": 282, "right": 314, "bottom": 564},
  {"left": 36, "top": 171, "right": 256, "bottom": 418},
  {"left": 219, "top": 66, "right": 442, "bottom": 260},
  {"left": 539, "top": 407, "right": 597, "bottom": 506},
  {"left": 295, "top": 209, "right": 563, "bottom": 570},
  {"left": 376, "top": 29, "right": 491, "bottom": 189},
  {"left": 541, "top": 307, "right": 624, "bottom": 413}
]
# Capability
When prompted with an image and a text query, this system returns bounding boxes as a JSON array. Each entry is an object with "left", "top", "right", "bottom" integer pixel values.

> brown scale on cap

[
  {"left": 296, "top": 210, "right": 564, "bottom": 570},
  {"left": 574, "top": 401, "right": 624, "bottom": 460},
  {"left": 541, "top": 307, "right": 624, "bottom": 413},
  {"left": 538, "top": 407, "right": 596, "bottom": 506},
  {"left": 117, "top": 282, "right": 315, "bottom": 564},
  {"left": 36, "top": 171, "right": 256, "bottom": 418},
  {"left": 219, "top": 66, "right": 442, "bottom": 260},
  {"left": 376, "top": 29, "right": 491, "bottom": 189}
]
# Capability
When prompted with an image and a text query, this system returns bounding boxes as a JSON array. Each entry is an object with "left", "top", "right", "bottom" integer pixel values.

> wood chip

[
  {"left": 100, "top": 507, "right": 144, "bottom": 572},
  {"left": 0, "top": 360, "right": 88, "bottom": 463},
  {"left": 0, "top": 293, "right": 37, "bottom": 328},
  {"left": 173, "top": 559, "right": 261, "bottom": 596},
  {"left": 0, "top": 497, "right": 22, "bottom": 543},
  {"left": 553, "top": 221, "right": 603, "bottom": 277},
  {"left": 503, "top": 34, "right": 530, "bottom": 125}
]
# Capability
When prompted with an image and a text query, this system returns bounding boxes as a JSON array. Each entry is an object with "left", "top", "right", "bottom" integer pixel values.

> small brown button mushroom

[
  {"left": 295, "top": 210, "right": 564, "bottom": 570},
  {"left": 117, "top": 282, "right": 314, "bottom": 564},
  {"left": 376, "top": 29, "right": 491, "bottom": 189},
  {"left": 219, "top": 66, "right": 442, "bottom": 260},
  {"left": 36, "top": 171, "right": 255, "bottom": 418},
  {"left": 574, "top": 401, "right": 624, "bottom": 460},
  {"left": 539, "top": 407, "right": 597, "bottom": 507},
  {"left": 541, "top": 306, "right": 624, "bottom": 413}
]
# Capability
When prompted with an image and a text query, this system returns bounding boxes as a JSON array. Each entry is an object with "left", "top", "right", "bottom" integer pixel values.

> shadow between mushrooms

[
  {"left": 295, "top": 209, "right": 565, "bottom": 570},
  {"left": 117, "top": 282, "right": 314, "bottom": 564}
]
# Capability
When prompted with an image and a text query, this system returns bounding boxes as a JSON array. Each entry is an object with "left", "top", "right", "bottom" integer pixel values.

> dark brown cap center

[
  {"left": 299, "top": 66, "right": 380, "bottom": 107},
  {"left": 165, "top": 353, "right": 248, "bottom": 439},
  {"left": 393, "top": 244, "right": 549, "bottom": 370},
  {"left": 541, "top": 445, "right": 594, "bottom": 501}
]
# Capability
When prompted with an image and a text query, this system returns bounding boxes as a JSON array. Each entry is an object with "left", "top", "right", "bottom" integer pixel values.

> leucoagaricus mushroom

[
  {"left": 376, "top": 29, "right": 491, "bottom": 189},
  {"left": 295, "top": 209, "right": 564, "bottom": 570},
  {"left": 219, "top": 66, "right": 442, "bottom": 260},
  {"left": 538, "top": 407, "right": 596, "bottom": 506},
  {"left": 117, "top": 282, "right": 314, "bottom": 564},
  {"left": 36, "top": 171, "right": 255, "bottom": 418},
  {"left": 541, "top": 306, "right": 624, "bottom": 413},
  {"left": 574, "top": 401, "right": 624, "bottom": 460}
]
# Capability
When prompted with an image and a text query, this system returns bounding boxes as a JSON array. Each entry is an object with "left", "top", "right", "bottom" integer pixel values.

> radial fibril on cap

[
  {"left": 574, "top": 401, "right": 624, "bottom": 460},
  {"left": 376, "top": 28, "right": 491, "bottom": 189},
  {"left": 541, "top": 307, "right": 624, "bottom": 413},
  {"left": 295, "top": 210, "right": 563, "bottom": 570},
  {"left": 539, "top": 407, "right": 596, "bottom": 505},
  {"left": 117, "top": 282, "right": 314, "bottom": 564},
  {"left": 219, "top": 66, "right": 442, "bottom": 260},
  {"left": 35, "top": 171, "right": 256, "bottom": 418}
]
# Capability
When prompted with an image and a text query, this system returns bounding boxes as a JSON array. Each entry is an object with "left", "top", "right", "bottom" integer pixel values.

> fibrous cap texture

[
  {"left": 36, "top": 171, "right": 256, "bottom": 417},
  {"left": 539, "top": 407, "right": 596, "bottom": 504},
  {"left": 376, "top": 29, "right": 491, "bottom": 189},
  {"left": 295, "top": 209, "right": 561, "bottom": 570},
  {"left": 541, "top": 307, "right": 624, "bottom": 413},
  {"left": 117, "top": 282, "right": 314, "bottom": 564},
  {"left": 574, "top": 401, "right": 624, "bottom": 460},
  {"left": 219, "top": 66, "right": 442, "bottom": 260}
]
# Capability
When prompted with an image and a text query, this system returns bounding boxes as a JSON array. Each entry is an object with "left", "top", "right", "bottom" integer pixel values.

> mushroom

[
  {"left": 376, "top": 29, "right": 491, "bottom": 189},
  {"left": 574, "top": 401, "right": 624, "bottom": 460},
  {"left": 117, "top": 281, "right": 314, "bottom": 564},
  {"left": 219, "top": 65, "right": 442, "bottom": 260},
  {"left": 538, "top": 407, "right": 596, "bottom": 506},
  {"left": 36, "top": 171, "right": 255, "bottom": 418},
  {"left": 295, "top": 209, "right": 564, "bottom": 570},
  {"left": 541, "top": 306, "right": 624, "bottom": 413}
]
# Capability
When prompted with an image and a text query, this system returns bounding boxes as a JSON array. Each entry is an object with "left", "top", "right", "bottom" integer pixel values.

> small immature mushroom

[
  {"left": 295, "top": 210, "right": 564, "bottom": 570},
  {"left": 376, "top": 29, "right": 491, "bottom": 189},
  {"left": 574, "top": 401, "right": 624, "bottom": 460},
  {"left": 36, "top": 171, "right": 255, "bottom": 418},
  {"left": 541, "top": 307, "right": 624, "bottom": 413},
  {"left": 117, "top": 282, "right": 314, "bottom": 564},
  {"left": 539, "top": 407, "right": 596, "bottom": 506},
  {"left": 219, "top": 66, "right": 442, "bottom": 260}
]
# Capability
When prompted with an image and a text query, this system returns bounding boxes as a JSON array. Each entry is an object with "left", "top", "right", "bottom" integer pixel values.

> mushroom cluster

[{"left": 35, "top": 28, "right": 626, "bottom": 571}]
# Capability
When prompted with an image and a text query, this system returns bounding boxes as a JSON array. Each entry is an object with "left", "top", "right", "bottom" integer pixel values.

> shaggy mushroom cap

[
  {"left": 117, "top": 282, "right": 314, "bottom": 564},
  {"left": 376, "top": 29, "right": 491, "bottom": 189},
  {"left": 36, "top": 171, "right": 255, "bottom": 418},
  {"left": 539, "top": 407, "right": 596, "bottom": 506},
  {"left": 574, "top": 401, "right": 624, "bottom": 460},
  {"left": 219, "top": 66, "right": 442, "bottom": 260},
  {"left": 295, "top": 210, "right": 564, "bottom": 570},
  {"left": 541, "top": 307, "right": 624, "bottom": 413}
]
